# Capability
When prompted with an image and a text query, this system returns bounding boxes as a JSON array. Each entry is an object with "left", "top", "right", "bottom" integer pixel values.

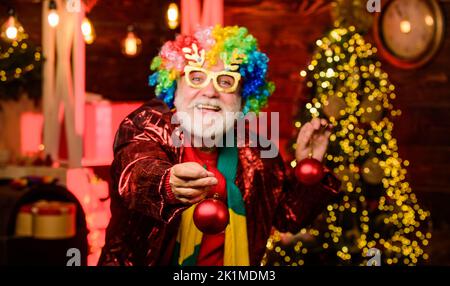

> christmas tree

[
  {"left": 263, "top": 26, "right": 431, "bottom": 266},
  {"left": 0, "top": 26, "right": 42, "bottom": 101}
]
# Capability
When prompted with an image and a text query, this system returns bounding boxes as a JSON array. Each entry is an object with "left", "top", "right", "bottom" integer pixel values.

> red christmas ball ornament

[
  {"left": 295, "top": 157, "right": 325, "bottom": 185},
  {"left": 193, "top": 195, "right": 229, "bottom": 235}
]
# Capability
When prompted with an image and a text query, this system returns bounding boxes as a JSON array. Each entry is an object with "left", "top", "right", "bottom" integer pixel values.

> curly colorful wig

[{"left": 148, "top": 25, "right": 275, "bottom": 114}]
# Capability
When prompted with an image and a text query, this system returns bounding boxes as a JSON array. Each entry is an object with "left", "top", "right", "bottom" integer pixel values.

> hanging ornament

[
  {"left": 121, "top": 25, "right": 142, "bottom": 58},
  {"left": 322, "top": 94, "right": 346, "bottom": 120},
  {"left": 295, "top": 157, "right": 325, "bottom": 186},
  {"left": 295, "top": 125, "right": 330, "bottom": 185},
  {"left": 334, "top": 166, "right": 358, "bottom": 190},
  {"left": 359, "top": 97, "right": 383, "bottom": 123},
  {"left": 193, "top": 193, "right": 229, "bottom": 234},
  {"left": 278, "top": 232, "right": 295, "bottom": 246},
  {"left": 374, "top": 213, "right": 391, "bottom": 233},
  {"left": 361, "top": 157, "right": 384, "bottom": 185},
  {"left": 344, "top": 225, "right": 362, "bottom": 252}
]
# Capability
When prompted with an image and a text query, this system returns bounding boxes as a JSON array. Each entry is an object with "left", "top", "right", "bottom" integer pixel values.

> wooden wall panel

[{"left": 382, "top": 3, "right": 450, "bottom": 198}]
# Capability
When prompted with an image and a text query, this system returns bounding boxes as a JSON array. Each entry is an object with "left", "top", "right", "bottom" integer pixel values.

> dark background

[{"left": 1, "top": 0, "right": 449, "bottom": 264}]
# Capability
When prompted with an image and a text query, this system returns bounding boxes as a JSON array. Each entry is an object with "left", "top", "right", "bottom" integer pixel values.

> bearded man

[{"left": 98, "top": 25, "right": 341, "bottom": 266}]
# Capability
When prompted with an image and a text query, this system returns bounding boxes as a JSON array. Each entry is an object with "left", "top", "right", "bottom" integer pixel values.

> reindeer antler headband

[{"left": 148, "top": 25, "right": 275, "bottom": 114}]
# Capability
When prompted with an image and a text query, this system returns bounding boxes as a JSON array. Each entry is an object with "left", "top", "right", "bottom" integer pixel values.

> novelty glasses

[{"left": 183, "top": 65, "right": 241, "bottom": 93}]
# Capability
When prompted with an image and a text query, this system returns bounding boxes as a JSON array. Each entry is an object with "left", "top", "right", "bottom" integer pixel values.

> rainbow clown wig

[{"left": 148, "top": 25, "right": 275, "bottom": 114}]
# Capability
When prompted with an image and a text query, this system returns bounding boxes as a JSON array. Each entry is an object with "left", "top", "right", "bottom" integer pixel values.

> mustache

[{"left": 187, "top": 99, "right": 224, "bottom": 110}]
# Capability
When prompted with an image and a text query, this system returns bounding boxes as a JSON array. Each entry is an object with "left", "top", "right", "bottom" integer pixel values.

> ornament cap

[
  {"left": 7, "top": 7, "right": 15, "bottom": 17},
  {"left": 127, "top": 24, "right": 135, "bottom": 33},
  {"left": 49, "top": 0, "right": 57, "bottom": 10}
]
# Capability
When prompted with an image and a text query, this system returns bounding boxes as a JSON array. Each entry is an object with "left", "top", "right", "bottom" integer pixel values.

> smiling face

[{"left": 174, "top": 59, "right": 242, "bottom": 145}]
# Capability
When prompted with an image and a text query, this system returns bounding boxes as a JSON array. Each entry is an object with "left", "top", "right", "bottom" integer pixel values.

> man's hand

[
  {"left": 169, "top": 162, "right": 218, "bottom": 205},
  {"left": 295, "top": 118, "right": 332, "bottom": 163}
]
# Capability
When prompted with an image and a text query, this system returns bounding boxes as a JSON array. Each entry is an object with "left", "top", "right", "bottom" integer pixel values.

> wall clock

[{"left": 373, "top": 0, "right": 445, "bottom": 69}]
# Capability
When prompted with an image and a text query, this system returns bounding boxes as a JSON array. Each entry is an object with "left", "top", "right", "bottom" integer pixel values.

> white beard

[{"left": 174, "top": 94, "right": 241, "bottom": 147}]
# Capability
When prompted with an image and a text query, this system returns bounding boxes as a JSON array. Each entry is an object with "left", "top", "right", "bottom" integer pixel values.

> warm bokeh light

[
  {"left": 263, "top": 26, "right": 431, "bottom": 266},
  {"left": 2, "top": 16, "right": 21, "bottom": 41},
  {"left": 121, "top": 26, "right": 142, "bottom": 57},
  {"left": 1, "top": 9, "right": 26, "bottom": 42},
  {"left": 81, "top": 17, "right": 95, "bottom": 44},
  {"left": 425, "top": 15, "right": 434, "bottom": 26},
  {"left": 48, "top": 11, "right": 59, "bottom": 28},
  {"left": 400, "top": 20, "right": 411, "bottom": 34},
  {"left": 6, "top": 24, "right": 18, "bottom": 40},
  {"left": 48, "top": 0, "right": 59, "bottom": 28},
  {"left": 167, "top": 2, "right": 179, "bottom": 30}
]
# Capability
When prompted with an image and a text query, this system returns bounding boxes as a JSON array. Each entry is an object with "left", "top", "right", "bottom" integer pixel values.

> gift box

[
  {"left": 15, "top": 204, "right": 33, "bottom": 237},
  {"left": 14, "top": 200, "right": 76, "bottom": 240},
  {"left": 31, "top": 201, "right": 76, "bottom": 240}
]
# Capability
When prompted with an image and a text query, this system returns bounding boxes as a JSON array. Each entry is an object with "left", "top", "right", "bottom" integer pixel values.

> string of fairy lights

[
  {"left": 0, "top": 1, "right": 180, "bottom": 87},
  {"left": 1, "top": 1, "right": 180, "bottom": 60},
  {"left": 262, "top": 26, "right": 431, "bottom": 266},
  {"left": 0, "top": 34, "right": 41, "bottom": 84},
  {"left": 0, "top": 7, "right": 41, "bottom": 84}
]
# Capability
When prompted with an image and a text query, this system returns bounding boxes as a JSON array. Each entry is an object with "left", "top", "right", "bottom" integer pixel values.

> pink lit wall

[
  {"left": 20, "top": 112, "right": 44, "bottom": 155},
  {"left": 18, "top": 101, "right": 143, "bottom": 164}
]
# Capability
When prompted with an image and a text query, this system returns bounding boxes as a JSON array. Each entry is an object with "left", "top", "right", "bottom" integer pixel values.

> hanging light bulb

[
  {"left": 1, "top": 8, "right": 25, "bottom": 42},
  {"left": 47, "top": 0, "right": 59, "bottom": 28},
  {"left": 121, "top": 25, "right": 142, "bottom": 57},
  {"left": 81, "top": 16, "right": 95, "bottom": 44},
  {"left": 167, "top": 2, "right": 179, "bottom": 30}
]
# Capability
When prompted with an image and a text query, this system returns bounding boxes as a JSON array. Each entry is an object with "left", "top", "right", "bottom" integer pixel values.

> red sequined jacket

[{"left": 98, "top": 99, "right": 341, "bottom": 266}]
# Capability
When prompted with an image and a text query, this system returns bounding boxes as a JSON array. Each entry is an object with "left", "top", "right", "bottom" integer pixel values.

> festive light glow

[
  {"left": 167, "top": 3, "right": 179, "bottom": 30},
  {"left": 0, "top": 28, "right": 41, "bottom": 85},
  {"left": 48, "top": 11, "right": 59, "bottom": 28},
  {"left": 425, "top": 15, "right": 434, "bottom": 26},
  {"left": 6, "top": 25, "right": 18, "bottom": 40},
  {"left": 1, "top": 10, "right": 25, "bottom": 42},
  {"left": 81, "top": 17, "right": 95, "bottom": 44},
  {"left": 400, "top": 20, "right": 411, "bottom": 34},
  {"left": 123, "top": 34, "right": 139, "bottom": 56},
  {"left": 48, "top": 0, "right": 59, "bottom": 28},
  {"left": 121, "top": 26, "right": 142, "bottom": 57},
  {"left": 262, "top": 26, "right": 431, "bottom": 266}
]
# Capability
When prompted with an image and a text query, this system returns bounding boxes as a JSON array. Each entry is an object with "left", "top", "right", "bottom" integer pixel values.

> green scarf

[{"left": 173, "top": 145, "right": 250, "bottom": 266}]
